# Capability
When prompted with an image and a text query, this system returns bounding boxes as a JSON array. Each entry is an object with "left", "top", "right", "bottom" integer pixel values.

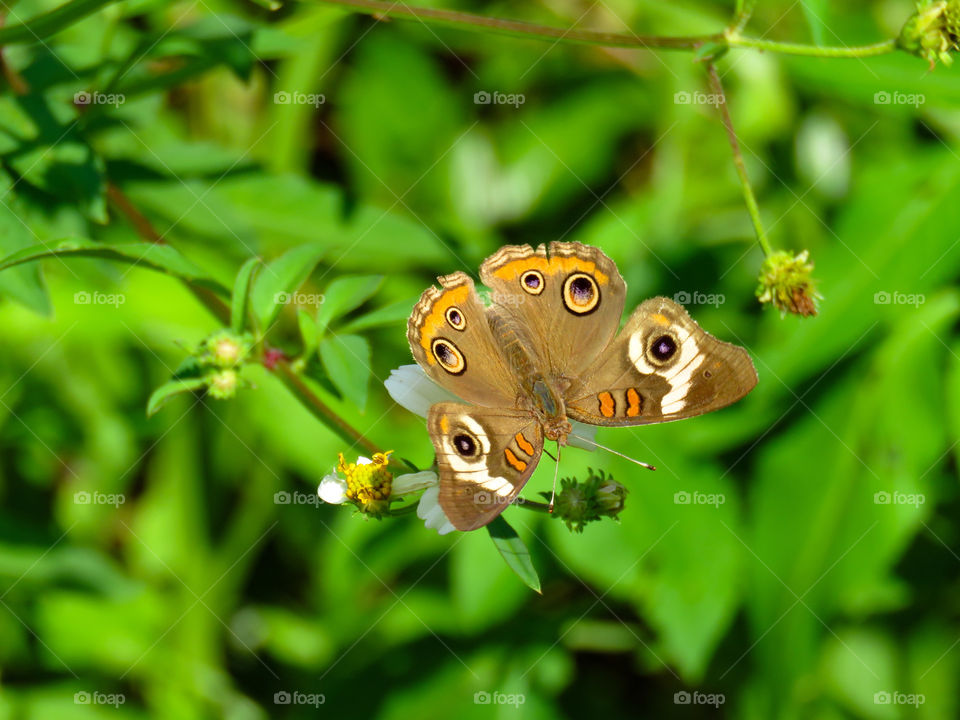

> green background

[{"left": 0, "top": 1, "right": 958, "bottom": 718}]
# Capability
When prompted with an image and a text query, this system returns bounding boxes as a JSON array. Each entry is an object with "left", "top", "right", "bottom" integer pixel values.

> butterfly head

[{"left": 531, "top": 377, "right": 571, "bottom": 444}]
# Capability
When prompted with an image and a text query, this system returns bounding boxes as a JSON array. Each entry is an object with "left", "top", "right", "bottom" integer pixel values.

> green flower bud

[
  {"left": 198, "top": 331, "right": 252, "bottom": 369},
  {"left": 899, "top": 1, "right": 960, "bottom": 67},
  {"left": 544, "top": 469, "right": 628, "bottom": 533},
  {"left": 756, "top": 249, "right": 821, "bottom": 318},
  {"left": 207, "top": 369, "right": 239, "bottom": 399}
]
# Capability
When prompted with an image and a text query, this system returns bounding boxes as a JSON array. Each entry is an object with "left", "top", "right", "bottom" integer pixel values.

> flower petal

[
  {"left": 417, "top": 486, "right": 457, "bottom": 535},
  {"left": 391, "top": 470, "right": 439, "bottom": 497},
  {"left": 317, "top": 474, "right": 348, "bottom": 504},
  {"left": 385, "top": 364, "right": 462, "bottom": 418}
]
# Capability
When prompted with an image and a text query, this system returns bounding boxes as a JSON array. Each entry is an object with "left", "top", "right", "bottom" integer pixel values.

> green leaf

[
  {"left": 800, "top": 0, "right": 829, "bottom": 46},
  {"left": 318, "top": 334, "right": 371, "bottom": 410},
  {"left": 249, "top": 243, "right": 326, "bottom": 330},
  {"left": 316, "top": 274, "right": 383, "bottom": 332},
  {"left": 231, "top": 256, "right": 261, "bottom": 333},
  {"left": 339, "top": 297, "right": 417, "bottom": 333},
  {"left": 0, "top": 188, "right": 51, "bottom": 315},
  {"left": 0, "top": 0, "right": 115, "bottom": 46},
  {"left": 486, "top": 516, "right": 541, "bottom": 593},
  {"left": 147, "top": 378, "right": 207, "bottom": 417},
  {"left": 297, "top": 308, "right": 318, "bottom": 359},
  {"left": 0, "top": 238, "right": 229, "bottom": 294}
]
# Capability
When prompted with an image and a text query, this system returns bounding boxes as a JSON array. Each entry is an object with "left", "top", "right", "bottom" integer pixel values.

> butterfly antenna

[
  {"left": 569, "top": 434, "right": 657, "bottom": 471},
  {"left": 548, "top": 442, "right": 561, "bottom": 513}
]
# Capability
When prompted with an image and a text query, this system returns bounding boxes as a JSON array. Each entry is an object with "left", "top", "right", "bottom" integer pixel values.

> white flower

[
  {"left": 385, "top": 364, "right": 596, "bottom": 450},
  {"left": 392, "top": 470, "right": 439, "bottom": 496},
  {"left": 385, "top": 364, "right": 462, "bottom": 418},
  {"left": 417, "top": 486, "right": 456, "bottom": 535},
  {"left": 318, "top": 472, "right": 349, "bottom": 504}
]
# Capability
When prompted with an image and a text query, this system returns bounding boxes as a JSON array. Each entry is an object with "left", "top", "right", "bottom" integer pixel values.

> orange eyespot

[
  {"left": 562, "top": 272, "right": 599, "bottom": 314},
  {"left": 445, "top": 306, "right": 466, "bottom": 330},
  {"left": 431, "top": 338, "right": 466, "bottom": 375},
  {"left": 519, "top": 269, "right": 545, "bottom": 295}
]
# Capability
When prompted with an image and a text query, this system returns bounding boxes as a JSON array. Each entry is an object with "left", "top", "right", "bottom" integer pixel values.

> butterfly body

[{"left": 407, "top": 242, "right": 758, "bottom": 531}]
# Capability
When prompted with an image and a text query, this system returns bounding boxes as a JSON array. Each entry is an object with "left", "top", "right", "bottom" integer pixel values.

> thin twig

[{"left": 706, "top": 63, "right": 772, "bottom": 258}]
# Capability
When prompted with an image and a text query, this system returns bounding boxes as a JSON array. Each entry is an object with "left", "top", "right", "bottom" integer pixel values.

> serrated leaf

[
  {"left": 231, "top": 256, "right": 261, "bottom": 333},
  {"left": 318, "top": 334, "right": 371, "bottom": 410},
  {"left": 316, "top": 275, "right": 383, "bottom": 332},
  {"left": 146, "top": 378, "right": 207, "bottom": 417},
  {"left": 249, "top": 243, "right": 326, "bottom": 330},
  {"left": 487, "top": 516, "right": 541, "bottom": 593}
]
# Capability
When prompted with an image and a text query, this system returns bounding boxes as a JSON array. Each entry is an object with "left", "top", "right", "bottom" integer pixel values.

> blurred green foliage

[{"left": 0, "top": 1, "right": 959, "bottom": 718}]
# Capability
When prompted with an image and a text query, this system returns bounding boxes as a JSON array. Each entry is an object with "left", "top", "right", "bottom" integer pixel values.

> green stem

[
  {"left": 0, "top": 0, "right": 117, "bottom": 46},
  {"left": 311, "top": 0, "right": 900, "bottom": 59},
  {"left": 310, "top": 0, "right": 723, "bottom": 49},
  {"left": 517, "top": 499, "right": 555, "bottom": 514},
  {"left": 388, "top": 502, "right": 420, "bottom": 517},
  {"left": 706, "top": 63, "right": 773, "bottom": 258},
  {"left": 271, "top": 360, "right": 385, "bottom": 459},
  {"left": 727, "top": 34, "right": 897, "bottom": 58}
]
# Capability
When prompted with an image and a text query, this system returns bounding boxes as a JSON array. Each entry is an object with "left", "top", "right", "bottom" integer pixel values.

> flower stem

[
  {"left": 516, "top": 499, "right": 555, "bottom": 514},
  {"left": 311, "top": 0, "right": 723, "bottom": 49},
  {"left": 271, "top": 359, "right": 386, "bottom": 458},
  {"left": 706, "top": 63, "right": 773, "bottom": 258},
  {"left": 727, "top": 34, "right": 897, "bottom": 58},
  {"left": 312, "top": 0, "right": 900, "bottom": 60}
]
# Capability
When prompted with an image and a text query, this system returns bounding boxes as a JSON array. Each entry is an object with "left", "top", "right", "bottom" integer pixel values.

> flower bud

[
  {"left": 755, "top": 249, "right": 821, "bottom": 317},
  {"left": 899, "top": 1, "right": 960, "bottom": 67}
]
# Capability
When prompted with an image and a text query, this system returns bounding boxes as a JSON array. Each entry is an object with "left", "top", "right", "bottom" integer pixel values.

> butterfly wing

[
  {"left": 407, "top": 272, "right": 520, "bottom": 407},
  {"left": 479, "top": 242, "right": 626, "bottom": 380},
  {"left": 428, "top": 402, "right": 543, "bottom": 531},
  {"left": 565, "top": 297, "right": 757, "bottom": 426}
]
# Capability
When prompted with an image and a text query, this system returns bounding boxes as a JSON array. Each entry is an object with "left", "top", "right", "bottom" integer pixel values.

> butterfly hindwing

[
  {"left": 565, "top": 297, "right": 758, "bottom": 426},
  {"left": 428, "top": 402, "right": 543, "bottom": 531}
]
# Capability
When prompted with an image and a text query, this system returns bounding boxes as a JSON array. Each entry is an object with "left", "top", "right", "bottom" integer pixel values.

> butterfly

[{"left": 406, "top": 242, "right": 757, "bottom": 531}]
